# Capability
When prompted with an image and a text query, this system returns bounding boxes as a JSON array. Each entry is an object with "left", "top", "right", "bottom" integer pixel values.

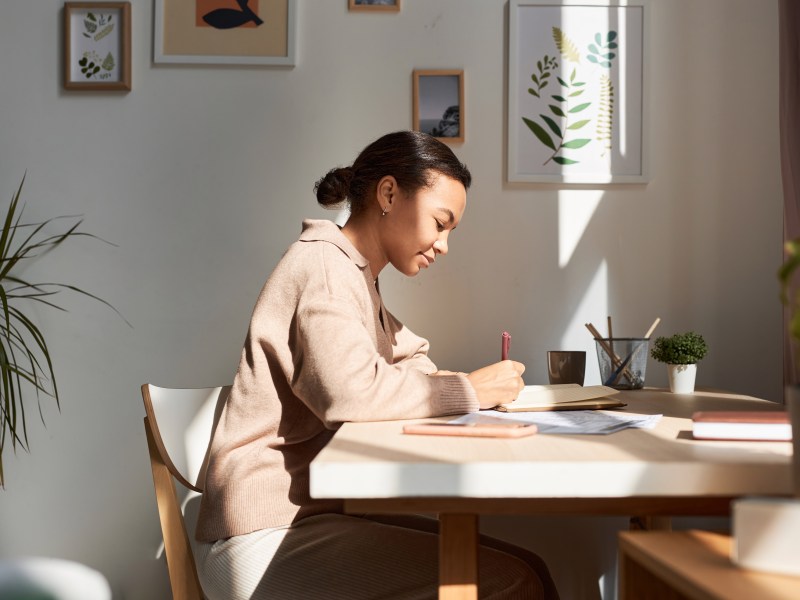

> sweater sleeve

[
  {"left": 382, "top": 306, "right": 438, "bottom": 374},
  {"left": 289, "top": 293, "right": 478, "bottom": 427}
]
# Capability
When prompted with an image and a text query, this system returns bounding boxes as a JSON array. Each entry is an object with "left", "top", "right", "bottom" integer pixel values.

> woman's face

[{"left": 380, "top": 173, "right": 467, "bottom": 277}]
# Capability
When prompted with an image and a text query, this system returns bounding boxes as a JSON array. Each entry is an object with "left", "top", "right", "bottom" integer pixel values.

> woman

[{"left": 195, "top": 131, "right": 559, "bottom": 599}]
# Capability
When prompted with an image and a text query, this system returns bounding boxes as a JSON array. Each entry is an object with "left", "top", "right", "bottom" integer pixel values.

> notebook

[
  {"left": 496, "top": 384, "right": 624, "bottom": 412},
  {"left": 692, "top": 411, "right": 791, "bottom": 441}
]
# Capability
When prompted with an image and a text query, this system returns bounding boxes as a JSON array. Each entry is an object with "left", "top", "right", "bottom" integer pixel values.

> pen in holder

[
  {"left": 594, "top": 337, "right": 649, "bottom": 389},
  {"left": 586, "top": 318, "right": 660, "bottom": 390}
]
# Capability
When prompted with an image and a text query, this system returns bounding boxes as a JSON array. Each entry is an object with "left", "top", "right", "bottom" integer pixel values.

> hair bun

[
  {"left": 314, "top": 166, "right": 354, "bottom": 208},
  {"left": 337, "top": 166, "right": 355, "bottom": 186}
]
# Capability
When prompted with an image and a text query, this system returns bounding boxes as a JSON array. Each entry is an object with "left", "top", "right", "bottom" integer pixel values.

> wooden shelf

[{"left": 619, "top": 530, "right": 800, "bottom": 600}]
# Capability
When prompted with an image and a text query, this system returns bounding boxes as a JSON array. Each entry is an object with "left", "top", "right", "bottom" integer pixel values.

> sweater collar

[{"left": 299, "top": 219, "right": 370, "bottom": 269}]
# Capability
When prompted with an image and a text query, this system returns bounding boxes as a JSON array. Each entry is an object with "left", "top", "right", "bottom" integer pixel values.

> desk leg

[{"left": 439, "top": 513, "right": 479, "bottom": 600}]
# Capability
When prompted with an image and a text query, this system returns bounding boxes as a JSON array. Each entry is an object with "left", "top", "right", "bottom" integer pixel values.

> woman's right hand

[{"left": 466, "top": 360, "right": 526, "bottom": 410}]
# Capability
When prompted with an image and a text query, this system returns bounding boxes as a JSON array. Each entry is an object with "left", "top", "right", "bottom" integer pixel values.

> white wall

[{"left": 0, "top": 1, "right": 781, "bottom": 598}]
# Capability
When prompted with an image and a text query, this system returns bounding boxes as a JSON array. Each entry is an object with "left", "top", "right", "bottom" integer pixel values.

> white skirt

[{"left": 195, "top": 513, "right": 553, "bottom": 600}]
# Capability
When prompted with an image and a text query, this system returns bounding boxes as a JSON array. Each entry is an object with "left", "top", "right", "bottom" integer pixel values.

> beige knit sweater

[{"left": 195, "top": 220, "right": 479, "bottom": 542}]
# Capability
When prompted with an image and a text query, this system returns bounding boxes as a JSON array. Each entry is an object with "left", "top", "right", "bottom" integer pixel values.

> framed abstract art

[{"left": 154, "top": 0, "right": 296, "bottom": 66}]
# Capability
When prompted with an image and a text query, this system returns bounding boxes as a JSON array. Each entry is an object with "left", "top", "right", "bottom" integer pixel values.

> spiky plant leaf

[{"left": 0, "top": 176, "right": 127, "bottom": 486}]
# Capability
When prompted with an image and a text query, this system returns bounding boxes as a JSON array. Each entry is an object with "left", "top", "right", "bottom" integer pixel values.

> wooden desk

[
  {"left": 618, "top": 530, "right": 800, "bottom": 600},
  {"left": 310, "top": 389, "right": 792, "bottom": 599}
]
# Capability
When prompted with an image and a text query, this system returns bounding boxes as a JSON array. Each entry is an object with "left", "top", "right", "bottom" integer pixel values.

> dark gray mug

[{"left": 547, "top": 351, "right": 586, "bottom": 385}]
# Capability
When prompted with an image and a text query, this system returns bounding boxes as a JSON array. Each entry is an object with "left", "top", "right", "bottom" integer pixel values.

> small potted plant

[{"left": 650, "top": 331, "right": 708, "bottom": 393}]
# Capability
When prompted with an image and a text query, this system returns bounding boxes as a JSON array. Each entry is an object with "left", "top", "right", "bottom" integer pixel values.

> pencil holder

[{"left": 594, "top": 337, "right": 649, "bottom": 390}]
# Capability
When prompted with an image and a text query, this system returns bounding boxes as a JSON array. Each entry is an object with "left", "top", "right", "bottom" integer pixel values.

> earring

[{"left": 381, "top": 207, "right": 387, "bottom": 217}]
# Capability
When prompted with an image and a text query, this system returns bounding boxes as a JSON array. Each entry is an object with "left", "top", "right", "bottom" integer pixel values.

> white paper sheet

[{"left": 449, "top": 410, "right": 661, "bottom": 435}]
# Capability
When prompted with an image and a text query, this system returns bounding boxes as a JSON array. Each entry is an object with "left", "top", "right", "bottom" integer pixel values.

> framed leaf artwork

[
  {"left": 508, "top": 0, "right": 650, "bottom": 184},
  {"left": 154, "top": 0, "right": 296, "bottom": 66},
  {"left": 64, "top": 2, "right": 131, "bottom": 90}
]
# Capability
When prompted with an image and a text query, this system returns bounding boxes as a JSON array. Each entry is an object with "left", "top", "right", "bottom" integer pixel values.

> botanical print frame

[
  {"left": 154, "top": 0, "right": 296, "bottom": 66},
  {"left": 348, "top": 0, "right": 401, "bottom": 12},
  {"left": 64, "top": 2, "right": 131, "bottom": 90},
  {"left": 508, "top": 0, "right": 650, "bottom": 184},
  {"left": 413, "top": 70, "right": 465, "bottom": 144}
]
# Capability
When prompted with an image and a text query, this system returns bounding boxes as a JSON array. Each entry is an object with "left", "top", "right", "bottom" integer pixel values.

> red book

[{"left": 692, "top": 411, "right": 791, "bottom": 441}]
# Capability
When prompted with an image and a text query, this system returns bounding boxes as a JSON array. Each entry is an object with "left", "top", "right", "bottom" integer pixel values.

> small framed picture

[
  {"left": 413, "top": 69, "right": 464, "bottom": 143},
  {"left": 348, "top": 0, "right": 400, "bottom": 12},
  {"left": 64, "top": 2, "right": 131, "bottom": 91}
]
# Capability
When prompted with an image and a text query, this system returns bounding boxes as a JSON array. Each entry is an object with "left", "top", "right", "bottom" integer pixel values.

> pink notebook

[
  {"left": 403, "top": 422, "right": 538, "bottom": 438},
  {"left": 692, "top": 411, "right": 791, "bottom": 441}
]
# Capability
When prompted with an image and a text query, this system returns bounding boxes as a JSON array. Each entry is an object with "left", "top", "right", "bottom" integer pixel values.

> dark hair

[{"left": 314, "top": 130, "right": 472, "bottom": 217}]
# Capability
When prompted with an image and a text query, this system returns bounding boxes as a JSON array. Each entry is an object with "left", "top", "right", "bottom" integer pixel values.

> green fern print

[
  {"left": 522, "top": 68, "right": 591, "bottom": 166},
  {"left": 587, "top": 31, "right": 618, "bottom": 69},
  {"left": 596, "top": 74, "right": 614, "bottom": 155},
  {"left": 527, "top": 55, "right": 558, "bottom": 99},
  {"left": 552, "top": 27, "right": 580, "bottom": 63},
  {"left": 522, "top": 26, "right": 622, "bottom": 166}
]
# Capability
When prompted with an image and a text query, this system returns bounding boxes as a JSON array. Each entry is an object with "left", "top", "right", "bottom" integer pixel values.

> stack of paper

[
  {"left": 478, "top": 409, "right": 661, "bottom": 435},
  {"left": 496, "top": 384, "right": 623, "bottom": 412}
]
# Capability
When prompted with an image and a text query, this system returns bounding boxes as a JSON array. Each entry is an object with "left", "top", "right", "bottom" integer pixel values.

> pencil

[{"left": 644, "top": 317, "right": 661, "bottom": 339}]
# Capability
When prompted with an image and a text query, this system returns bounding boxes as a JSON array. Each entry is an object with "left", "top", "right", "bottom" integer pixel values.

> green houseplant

[
  {"left": 0, "top": 176, "right": 122, "bottom": 486},
  {"left": 650, "top": 331, "right": 708, "bottom": 393},
  {"left": 779, "top": 238, "right": 800, "bottom": 496},
  {"left": 779, "top": 238, "right": 800, "bottom": 351}
]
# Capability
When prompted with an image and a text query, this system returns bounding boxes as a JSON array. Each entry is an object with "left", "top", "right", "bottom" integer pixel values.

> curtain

[{"left": 781, "top": 0, "right": 800, "bottom": 391}]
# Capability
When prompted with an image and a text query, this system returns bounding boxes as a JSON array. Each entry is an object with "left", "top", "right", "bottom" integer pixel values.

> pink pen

[{"left": 501, "top": 331, "right": 510, "bottom": 361}]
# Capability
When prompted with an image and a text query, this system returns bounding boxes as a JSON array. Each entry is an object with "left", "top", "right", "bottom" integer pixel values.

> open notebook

[{"left": 496, "top": 384, "right": 625, "bottom": 412}]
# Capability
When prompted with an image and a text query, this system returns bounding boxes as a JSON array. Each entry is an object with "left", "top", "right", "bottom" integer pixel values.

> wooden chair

[{"left": 141, "top": 383, "right": 230, "bottom": 600}]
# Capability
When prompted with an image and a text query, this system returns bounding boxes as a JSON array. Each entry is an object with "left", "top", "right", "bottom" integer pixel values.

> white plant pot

[{"left": 667, "top": 363, "right": 697, "bottom": 393}]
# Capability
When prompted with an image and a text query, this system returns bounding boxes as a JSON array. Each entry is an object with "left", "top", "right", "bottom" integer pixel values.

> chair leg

[{"left": 145, "top": 417, "right": 205, "bottom": 600}]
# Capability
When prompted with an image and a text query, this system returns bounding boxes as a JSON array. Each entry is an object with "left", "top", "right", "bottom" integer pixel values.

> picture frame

[
  {"left": 348, "top": 0, "right": 400, "bottom": 12},
  {"left": 154, "top": 0, "right": 296, "bottom": 66},
  {"left": 507, "top": 0, "right": 650, "bottom": 184},
  {"left": 413, "top": 69, "right": 465, "bottom": 144},
  {"left": 63, "top": 2, "right": 131, "bottom": 91}
]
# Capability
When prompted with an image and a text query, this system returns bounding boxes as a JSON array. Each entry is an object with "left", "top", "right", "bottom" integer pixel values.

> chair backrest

[{"left": 141, "top": 383, "right": 230, "bottom": 600}]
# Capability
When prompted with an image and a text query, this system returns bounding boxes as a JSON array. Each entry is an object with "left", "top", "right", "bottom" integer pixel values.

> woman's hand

[{"left": 466, "top": 360, "right": 526, "bottom": 410}]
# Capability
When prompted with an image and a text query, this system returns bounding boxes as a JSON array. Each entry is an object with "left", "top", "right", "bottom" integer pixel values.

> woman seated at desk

[{"left": 194, "top": 130, "right": 560, "bottom": 599}]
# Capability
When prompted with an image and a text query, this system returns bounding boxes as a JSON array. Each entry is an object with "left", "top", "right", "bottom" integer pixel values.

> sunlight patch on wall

[
  {"left": 558, "top": 189, "right": 602, "bottom": 268},
  {"left": 560, "top": 259, "right": 608, "bottom": 386},
  {"left": 560, "top": 258, "right": 608, "bottom": 348}
]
